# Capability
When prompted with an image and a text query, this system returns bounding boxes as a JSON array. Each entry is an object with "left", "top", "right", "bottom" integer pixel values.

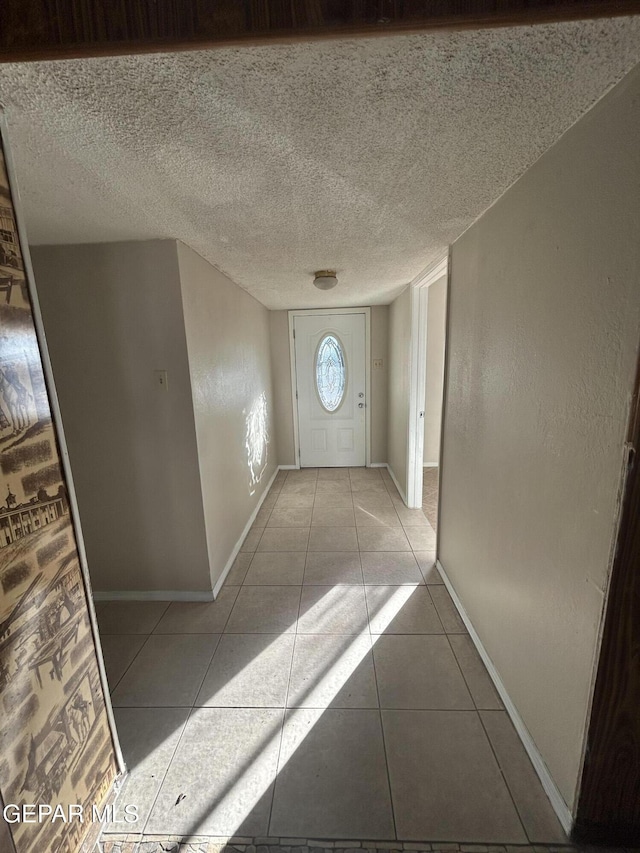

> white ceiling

[{"left": 0, "top": 18, "right": 639, "bottom": 309}]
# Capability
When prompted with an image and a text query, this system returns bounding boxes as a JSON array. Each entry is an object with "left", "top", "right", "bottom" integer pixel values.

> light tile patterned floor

[
  {"left": 422, "top": 467, "right": 439, "bottom": 530},
  {"left": 95, "top": 467, "right": 569, "bottom": 851}
]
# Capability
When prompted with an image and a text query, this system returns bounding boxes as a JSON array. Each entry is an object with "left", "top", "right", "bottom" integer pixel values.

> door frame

[
  {"left": 288, "top": 307, "right": 371, "bottom": 469},
  {"left": 0, "top": 116, "right": 125, "bottom": 774},
  {"left": 406, "top": 252, "right": 449, "bottom": 508}
]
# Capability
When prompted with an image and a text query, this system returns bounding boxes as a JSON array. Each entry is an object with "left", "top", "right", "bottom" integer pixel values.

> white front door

[{"left": 293, "top": 312, "right": 367, "bottom": 467}]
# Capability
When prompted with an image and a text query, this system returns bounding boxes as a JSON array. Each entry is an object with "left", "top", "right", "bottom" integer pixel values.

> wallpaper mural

[{"left": 0, "top": 138, "right": 117, "bottom": 852}]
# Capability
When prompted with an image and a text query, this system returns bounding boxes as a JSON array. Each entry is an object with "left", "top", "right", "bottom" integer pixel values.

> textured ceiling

[{"left": 0, "top": 19, "right": 639, "bottom": 309}]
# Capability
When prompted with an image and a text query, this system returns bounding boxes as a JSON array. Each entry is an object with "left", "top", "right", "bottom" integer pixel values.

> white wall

[
  {"left": 177, "top": 243, "right": 277, "bottom": 590},
  {"left": 32, "top": 240, "right": 211, "bottom": 594},
  {"left": 440, "top": 64, "right": 640, "bottom": 812},
  {"left": 269, "top": 306, "right": 389, "bottom": 466},
  {"left": 423, "top": 276, "right": 447, "bottom": 466},
  {"left": 387, "top": 287, "right": 411, "bottom": 498}
]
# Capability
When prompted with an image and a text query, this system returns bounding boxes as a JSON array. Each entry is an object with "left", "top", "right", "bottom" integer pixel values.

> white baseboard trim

[
  {"left": 436, "top": 558, "right": 574, "bottom": 836},
  {"left": 370, "top": 462, "right": 388, "bottom": 468},
  {"left": 278, "top": 464, "right": 298, "bottom": 470},
  {"left": 93, "top": 589, "right": 214, "bottom": 602},
  {"left": 212, "top": 465, "right": 281, "bottom": 598},
  {"left": 423, "top": 462, "right": 439, "bottom": 468},
  {"left": 385, "top": 463, "right": 409, "bottom": 507}
]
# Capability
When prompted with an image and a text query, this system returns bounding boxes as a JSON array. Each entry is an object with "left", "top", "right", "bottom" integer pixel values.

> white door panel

[{"left": 294, "top": 313, "right": 366, "bottom": 467}]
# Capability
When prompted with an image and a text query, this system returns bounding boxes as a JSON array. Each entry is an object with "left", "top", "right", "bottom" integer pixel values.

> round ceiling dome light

[{"left": 313, "top": 270, "right": 338, "bottom": 290}]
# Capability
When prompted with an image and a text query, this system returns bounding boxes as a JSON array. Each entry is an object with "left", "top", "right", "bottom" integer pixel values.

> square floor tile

[
  {"left": 288, "top": 634, "right": 378, "bottom": 709},
  {"left": 298, "top": 586, "right": 369, "bottom": 634},
  {"left": 241, "top": 527, "right": 264, "bottom": 552},
  {"left": 449, "top": 634, "right": 503, "bottom": 710},
  {"left": 353, "top": 493, "right": 395, "bottom": 511},
  {"left": 267, "top": 507, "right": 313, "bottom": 527},
  {"left": 254, "top": 505, "right": 274, "bottom": 527},
  {"left": 225, "top": 586, "right": 301, "bottom": 634},
  {"left": 315, "top": 480, "right": 351, "bottom": 496},
  {"left": 429, "top": 585, "right": 467, "bottom": 633},
  {"left": 311, "top": 505, "right": 356, "bottom": 527},
  {"left": 357, "top": 527, "right": 411, "bottom": 551},
  {"left": 404, "top": 525, "right": 437, "bottom": 550},
  {"left": 279, "top": 481, "right": 317, "bottom": 496},
  {"left": 269, "top": 708, "right": 395, "bottom": 839},
  {"left": 354, "top": 505, "right": 402, "bottom": 527},
  {"left": 304, "top": 552, "right": 363, "bottom": 585},
  {"left": 414, "top": 551, "right": 442, "bottom": 584},
  {"left": 308, "top": 526, "right": 358, "bottom": 551},
  {"left": 373, "top": 635, "right": 473, "bottom": 709},
  {"left": 382, "top": 709, "right": 528, "bottom": 842},
  {"left": 317, "top": 468, "right": 350, "bottom": 480},
  {"left": 366, "top": 585, "right": 444, "bottom": 634},
  {"left": 480, "top": 710, "right": 567, "bottom": 843},
  {"left": 153, "top": 588, "right": 240, "bottom": 634},
  {"left": 396, "top": 507, "right": 431, "bottom": 527},
  {"left": 97, "top": 601, "right": 170, "bottom": 635},
  {"left": 244, "top": 552, "right": 306, "bottom": 585},
  {"left": 360, "top": 552, "right": 423, "bottom": 585},
  {"left": 147, "top": 707, "right": 283, "bottom": 835},
  {"left": 103, "top": 707, "right": 190, "bottom": 832},
  {"left": 100, "top": 634, "right": 147, "bottom": 690},
  {"left": 275, "top": 492, "right": 315, "bottom": 508},
  {"left": 258, "top": 528, "right": 310, "bottom": 552},
  {"left": 226, "top": 553, "right": 253, "bottom": 585},
  {"left": 314, "top": 491, "right": 354, "bottom": 507},
  {"left": 196, "top": 634, "right": 295, "bottom": 707},
  {"left": 111, "top": 634, "right": 219, "bottom": 707}
]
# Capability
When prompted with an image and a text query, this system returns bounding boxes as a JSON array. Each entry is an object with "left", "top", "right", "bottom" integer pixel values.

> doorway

[
  {"left": 290, "top": 309, "right": 370, "bottom": 468},
  {"left": 407, "top": 255, "right": 449, "bottom": 514}
]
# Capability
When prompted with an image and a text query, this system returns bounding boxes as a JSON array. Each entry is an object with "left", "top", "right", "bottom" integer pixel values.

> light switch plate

[{"left": 155, "top": 370, "right": 169, "bottom": 391}]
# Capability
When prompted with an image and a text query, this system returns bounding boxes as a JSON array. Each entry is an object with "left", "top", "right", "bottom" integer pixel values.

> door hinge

[
  {"left": 293, "top": 328, "right": 296, "bottom": 339},
  {"left": 295, "top": 389, "right": 298, "bottom": 400}
]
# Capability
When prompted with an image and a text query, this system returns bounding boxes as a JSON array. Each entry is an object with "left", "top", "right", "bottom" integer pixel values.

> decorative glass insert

[{"left": 315, "top": 334, "right": 346, "bottom": 412}]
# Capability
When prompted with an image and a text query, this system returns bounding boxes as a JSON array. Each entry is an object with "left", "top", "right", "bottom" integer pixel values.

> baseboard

[
  {"left": 92, "top": 589, "right": 214, "bottom": 602},
  {"left": 423, "top": 462, "right": 439, "bottom": 468},
  {"left": 278, "top": 464, "right": 298, "bottom": 470},
  {"left": 436, "top": 558, "right": 574, "bottom": 837},
  {"left": 385, "top": 463, "right": 409, "bottom": 506},
  {"left": 370, "top": 462, "right": 388, "bottom": 468},
  {"left": 212, "top": 465, "right": 281, "bottom": 598}
]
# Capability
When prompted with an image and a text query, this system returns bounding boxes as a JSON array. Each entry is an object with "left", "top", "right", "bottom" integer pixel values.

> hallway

[{"left": 96, "top": 467, "right": 566, "bottom": 851}]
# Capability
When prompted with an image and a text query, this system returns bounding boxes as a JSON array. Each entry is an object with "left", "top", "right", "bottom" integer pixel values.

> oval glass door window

[{"left": 315, "top": 334, "right": 347, "bottom": 412}]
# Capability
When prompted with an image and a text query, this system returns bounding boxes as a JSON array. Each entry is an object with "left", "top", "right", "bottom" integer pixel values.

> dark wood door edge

[
  {"left": 1, "top": 1, "right": 640, "bottom": 64},
  {"left": 574, "top": 352, "right": 640, "bottom": 843}
]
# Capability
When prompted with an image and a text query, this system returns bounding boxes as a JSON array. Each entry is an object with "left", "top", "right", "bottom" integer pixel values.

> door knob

[
  {"left": 358, "top": 392, "right": 364, "bottom": 398},
  {"left": 358, "top": 402, "right": 365, "bottom": 408}
]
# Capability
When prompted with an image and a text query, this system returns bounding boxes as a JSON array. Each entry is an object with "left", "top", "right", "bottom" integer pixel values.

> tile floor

[
  {"left": 422, "top": 467, "right": 439, "bottom": 530},
  {"left": 95, "top": 467, "right": 567, "bottom": 848}
]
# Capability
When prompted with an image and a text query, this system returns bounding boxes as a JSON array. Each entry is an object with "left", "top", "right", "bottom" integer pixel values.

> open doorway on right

[{"left": 420, "top": 270, "right": 447, "bottom": 532}]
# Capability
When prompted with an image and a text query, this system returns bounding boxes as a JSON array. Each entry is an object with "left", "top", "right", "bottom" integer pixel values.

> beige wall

[
  {"left": 423, "top": 276, "right": 447, "bottom": 466},
  {"left": 269, "top": 306, "right": 389, "bottom": 466},
  {"left": 440, "top": 65, "right": 640, "bottom": 811},
  {"left": 32, "top": 240, "right": 211, "bottom": 593},
  {"left": 270, "top": 310, "right": 296, "bottom": 466},
  {"left": 387, "top": 287, "right": 411, "bottom": 497},
  {"left": 177, "top": 243, "right": 277, "bottom": 590}
]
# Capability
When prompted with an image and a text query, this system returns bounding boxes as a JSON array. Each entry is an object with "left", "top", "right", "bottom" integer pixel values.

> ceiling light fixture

[{"left": 313, "top": 270, "right": 338, "bottom": 290}]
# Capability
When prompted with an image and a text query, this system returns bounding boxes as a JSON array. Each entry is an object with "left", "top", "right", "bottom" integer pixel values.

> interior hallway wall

[
  {"left": 387, "top": 287, "right": 411, "bottom": 498},
  {"left": 439, "top": 64, "right": 640, "bottom": 812},
  {"left": 177, "top": 243, "right": 277, "bottom": 590},
  {"left": 269, "top": 306, "right": 389, "bottom": 466},
  {"left": 32, "top": 240, "right": 211, "bottom": 594},
  {"left": 423, "top": 276, "right": 447, "bottom": 466}
]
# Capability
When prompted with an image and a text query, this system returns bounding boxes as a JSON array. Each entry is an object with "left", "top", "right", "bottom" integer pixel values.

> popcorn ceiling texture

[{"left": 0, "top": 18, "right": 639, "bottom": 309}]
